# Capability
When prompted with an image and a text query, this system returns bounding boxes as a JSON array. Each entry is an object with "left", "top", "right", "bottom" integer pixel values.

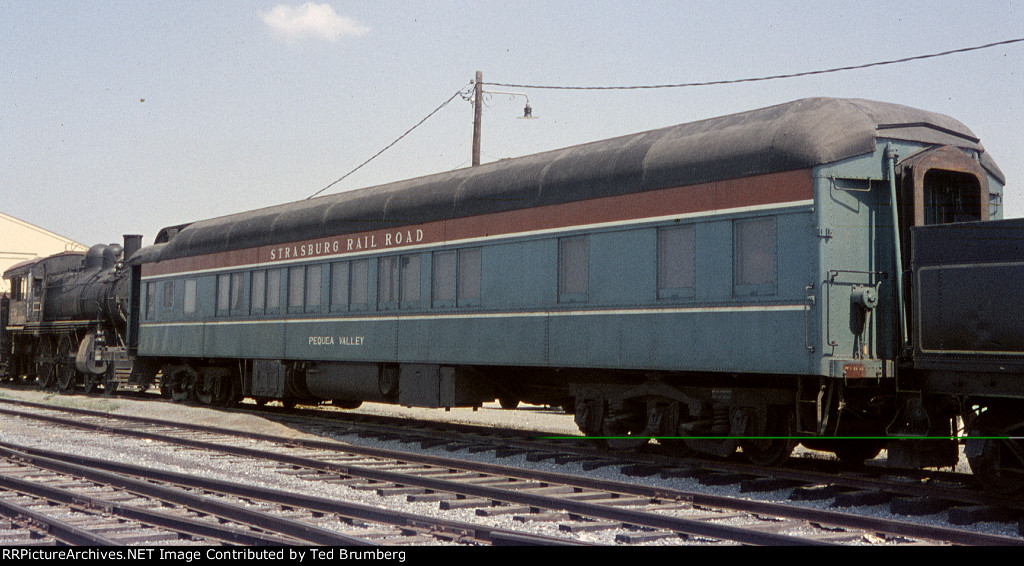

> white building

[{"left": 0, "top": 212, "right": 87, "bottom": 293}]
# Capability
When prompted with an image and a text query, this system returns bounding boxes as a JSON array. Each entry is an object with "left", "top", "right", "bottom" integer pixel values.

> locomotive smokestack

[{"left": 123, "top": 234, "right": 142, "bottom": 262}]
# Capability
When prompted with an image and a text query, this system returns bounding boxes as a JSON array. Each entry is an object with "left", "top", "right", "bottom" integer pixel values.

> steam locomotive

[
  {"left": 2, "top": 237, "right": 139, "bottom": 393},
  {"left": 3, "top": 98, "right": 1023, "bottom": 493}
]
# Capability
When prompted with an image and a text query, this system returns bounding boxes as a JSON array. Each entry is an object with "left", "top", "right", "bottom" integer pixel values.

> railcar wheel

[
  {"left": 332, "top": 399, "right": 363, "bottom": 409},
  {"left": 55, "top": 335, "right": 79, "bottom": 393},
  {"left": 163, "top": 367, "right": 196, "bottom": 403},
  {"left": 193, "top": 369, "right": 229, "bottom": 406},
  {"left": 36, "top": 337, "right": 57, "bottom": 389},
  {"left": 170, "top": 385, "right": 190, "bottom": 403},
  {"left": 741, "top": 408, "right": 796, "bottom": 467},
  {"left": 218, "top": 374, "right": 241, "bottom": 408},
  {"left": 601, "top": 401, "right": 650, "bottom": 451},
  {"left": 657, "top": 404, "right": 695, "bottom": 457},
  {"left": 966, "top": 409, "right": 1024, "bottom": 495},
  {"left": 498, "top": 397, "right": 520, "bottom": 410},
  {"left": 194, "top": 378, "right": 215, "bottom": 406}
]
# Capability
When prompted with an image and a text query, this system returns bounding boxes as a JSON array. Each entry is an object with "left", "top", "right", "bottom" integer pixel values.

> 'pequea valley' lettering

[
  {"left": 309, "top": 336, "right": 365, "bottom": 346},
  {"left": 269, "top": 229, "right": 425, "bottom": 261}
]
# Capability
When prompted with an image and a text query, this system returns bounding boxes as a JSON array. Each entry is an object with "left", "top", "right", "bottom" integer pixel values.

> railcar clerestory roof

[{"left": 149, "top": 97, "right": 1003, "bottom": 262}]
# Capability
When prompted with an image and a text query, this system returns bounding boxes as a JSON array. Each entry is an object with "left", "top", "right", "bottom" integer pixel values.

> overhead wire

[
  {"left": 307, "top": 84, "right": 472, "bottom": 199},
  {"left": 310, "top": 37, "right": 1023, "bottom": 198},
  {"left": 484, "top": 37, "right": 1024, "bottom": 90}
]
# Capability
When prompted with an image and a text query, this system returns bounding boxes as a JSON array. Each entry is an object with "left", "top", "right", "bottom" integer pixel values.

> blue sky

[{"left": 2, "top": 1, "right": 1022, "bottom": 245}]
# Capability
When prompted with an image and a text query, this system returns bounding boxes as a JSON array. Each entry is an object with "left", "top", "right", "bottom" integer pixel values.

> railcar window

[
  {"left": 923, "top": 170, "right": 982, "bottom": 225},
  {"left": 305, "top": 265, "right": 321, "bottom": 312},
  {"left": 458, "top": 248, "right": 481, "bottom": 306},
  {"left": 184, "top": 279, "right": 197, "bottom": 315},
  {"left": 146, "top": 282, "right": 156, "bottom": 320},
  {"left": 230, "top": 273, "right": 244, "bottom": 314},
  {"left": 11, "top": 277, "right": 24, "bottom": 301},
  {"left": 558, "top": 237, "right": 588, "bottom": 303},
  {"left": 432, "top": 251, "right": 456, "bottom": 306},
  {"left": 378, "top": 256, "right": 398, "bottom": 309},
  {"left": 658, "top": 226, "right": 695, "bottom": 298},
  {"left": 330, "top": 262, "right": 349, "bottom": 312},
  {"left": 350, "top": 260, "right": 368, "bottom": 310},
  {"left": 734, "top": 217, "right": 777, "bottom": 293},
  {"left": 266, "top": 269, "right": 281, "bottom": 312},
  {"left": 400, "top": 254, "right": 420, "bottom": 307},
  {"left": 250, "top": 271, "right": 265, "bottom": 314},
  {"left": 162, "top": 281, "right": 174, "bottom": 309},
  {"left": 217, "top": 274, "right": 230, "bottom": 315},
  {"left": 288, "top": 267, "right": 304, "bottom": 311}
]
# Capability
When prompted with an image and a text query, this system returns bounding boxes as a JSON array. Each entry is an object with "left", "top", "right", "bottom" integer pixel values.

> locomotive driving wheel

[
  {"left": 966, "top": 407, "right": 1024, "bottom": 495},
  {"left": 55, "top": 334, "right": 79, "bottom": 393},
  {"left": 36, "top": 337, "right": 57, "bottom": 389},
  {"left": 82, "top": 373, "right": 100, "bottom": 394},
  {"left": 102, "top": 366, "right": 119, "bottom": 396}
]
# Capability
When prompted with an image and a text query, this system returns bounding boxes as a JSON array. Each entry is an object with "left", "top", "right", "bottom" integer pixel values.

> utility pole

[{"left": 472, "top": 70, "right": 483, "bottom": 167}]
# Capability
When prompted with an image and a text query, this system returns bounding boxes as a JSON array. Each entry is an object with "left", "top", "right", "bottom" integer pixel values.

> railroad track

[
  {"left": 0, "top": 396, "right": 1020, "bottom": 545},
  {"left": 243, "top": 399, "right": 1024, "bottom": 527},
  {"left": 0, "top": 447, "right": 350, "bottom": 545}
]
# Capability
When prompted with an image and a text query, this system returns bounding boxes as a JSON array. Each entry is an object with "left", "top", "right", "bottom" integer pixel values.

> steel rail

[
  {"left": 0, "top": 490, "right": 120, "bottom": 545},
  {"left": 0, "top": 440, "right": 586, "bottom": 547},
  {"left": 0, "top": 466, "right": 300, "bottom": 545},
  {"left": 0, "top": 443, "right": 374, "bottom": 546},
  {"left": 1, "top": 438, "right": 822, "bottom": 546}
]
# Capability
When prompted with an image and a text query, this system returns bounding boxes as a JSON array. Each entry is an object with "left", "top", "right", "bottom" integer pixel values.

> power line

[
  {"left": 309, "top": 37, "right": 1023, "bottom": 198},
  {"left": 484, "top": 37, "right": 1024, "bottom": 91},
  {"left": 307, "top": 85, "right": 471, "bottom": 200}
]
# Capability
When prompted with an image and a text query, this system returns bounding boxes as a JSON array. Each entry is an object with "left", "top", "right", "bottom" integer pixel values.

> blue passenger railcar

[{"left": 129, "top": 98, "right": 1004, "bottom": 466}]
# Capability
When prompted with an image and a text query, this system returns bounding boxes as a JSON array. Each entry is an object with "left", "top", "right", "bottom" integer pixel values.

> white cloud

[{"left": 261, "top": 3, "right": 370, "bottom": 42}]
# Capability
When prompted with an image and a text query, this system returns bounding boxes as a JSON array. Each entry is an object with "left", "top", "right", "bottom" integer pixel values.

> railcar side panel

[
  {"left": 397, "top": 317, "right": 548, "bottom": 366},
  {"left": 137, "top": 200, "right": 817, "bottom": 376},
  {"left": 549, "top": 309, "right": 808, "bottom": 373}
]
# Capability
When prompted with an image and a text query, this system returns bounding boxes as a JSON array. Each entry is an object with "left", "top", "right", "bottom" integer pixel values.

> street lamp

[{"left": 469, "top": 71, "right": 536, "bottom": 167}]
